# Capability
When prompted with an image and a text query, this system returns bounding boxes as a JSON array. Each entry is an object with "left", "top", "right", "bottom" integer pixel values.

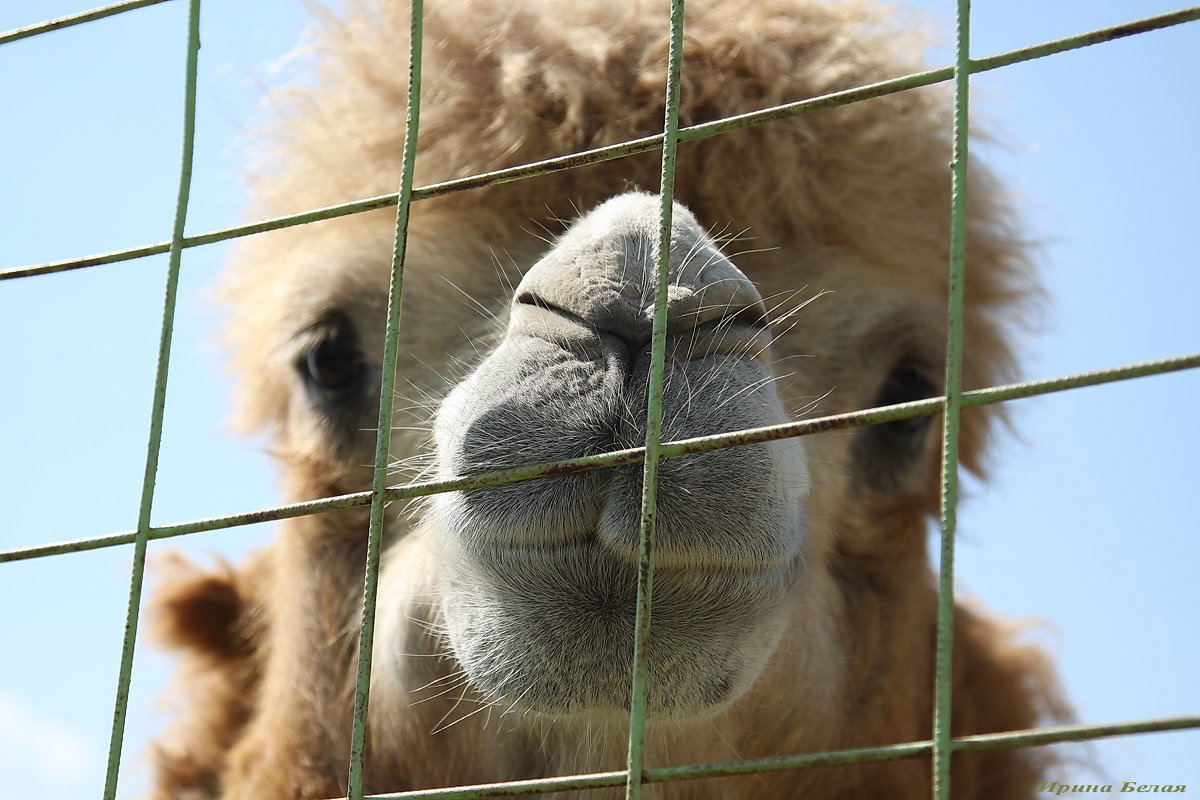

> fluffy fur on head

[
  {"left": 151, "top": 0, "right": 1064, "bottom": 798},
  {"left": 224, "top": 0, "right": 1032, "bottom": 475}
]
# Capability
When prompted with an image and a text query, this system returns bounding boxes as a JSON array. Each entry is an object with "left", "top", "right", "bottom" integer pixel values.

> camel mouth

[
  {"left": 438, "top": 537, "right": 796, "bottom": 718},
  {"left": 436, "top": 477, "right": 808, "bottom": 573},
  {"left": 456, "top": 537, "right": 802, "bottom": 574},
  {"left": 421, "top": 194, "right": 810, "bottom": 718}
]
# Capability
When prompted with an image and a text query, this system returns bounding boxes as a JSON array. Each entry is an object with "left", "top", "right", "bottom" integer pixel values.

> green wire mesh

[
  {"left": 1, "top": 2, "right": 1199, "bottom": 799},
  {"left": 930, "top": 0, "right": 973, "bottom": 792},
  {"left": 98, "top": 3, "right": 201, "bottom": 798}
]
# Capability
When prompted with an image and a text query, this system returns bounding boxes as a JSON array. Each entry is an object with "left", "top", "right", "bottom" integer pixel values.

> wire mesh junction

[{"left": 1, "top": 2, "right": 1199, "bottom": 800}]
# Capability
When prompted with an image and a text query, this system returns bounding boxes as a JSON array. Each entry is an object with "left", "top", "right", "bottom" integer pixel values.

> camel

[{"left": 148, "top": 0, "right": 1065, "bottom": 797}]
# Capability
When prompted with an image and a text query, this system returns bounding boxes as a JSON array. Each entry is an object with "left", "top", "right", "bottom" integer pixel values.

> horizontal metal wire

[
  {"left": 338, "top": 714, "right": 1200, "bottom": 799},
  {"left": 0, "top": 0, "right": 174, "bottom": 46},
  {"left": 3, "top": 5, "right": 1197, "bottom": 281},
  {"left": 4, "top": 350, "right": 1197, "bottom": 564}
]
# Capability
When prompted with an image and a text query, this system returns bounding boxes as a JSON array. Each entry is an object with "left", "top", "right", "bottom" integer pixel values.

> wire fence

[{"left": 2, "top": 1, "right": 1199, "bottom": 799}]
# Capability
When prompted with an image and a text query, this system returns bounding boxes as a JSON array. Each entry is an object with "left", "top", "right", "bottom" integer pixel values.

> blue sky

[{"left": 0, "top": 1, "right": 1197, "bottom": 798}]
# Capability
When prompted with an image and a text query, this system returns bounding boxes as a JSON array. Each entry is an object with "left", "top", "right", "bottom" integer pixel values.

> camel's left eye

[
  {"left": 299, "top": 313, "right": 367, "bottom": 395},
  {"left": 854, "top": 360, "right": 939, "bottom": 492},
  {"left": 874, "top": 364, "right": 936, "bottom": 435}
]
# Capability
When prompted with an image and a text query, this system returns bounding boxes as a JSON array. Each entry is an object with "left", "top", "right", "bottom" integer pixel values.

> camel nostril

[
  {"left": 514, "top": 291, "right": 559, "bottom": 313},
  {"left": 514, "top": 285, "right": 770, "bottom": 362},
  {"left": 688, "top": 303, "right": 771, "bottom": 338},
  {"left": 728, "top": 304, "right": 770, "bottom": 331},
  {"left": 511, "top": 194, "right": 770, "bottom": 360}
]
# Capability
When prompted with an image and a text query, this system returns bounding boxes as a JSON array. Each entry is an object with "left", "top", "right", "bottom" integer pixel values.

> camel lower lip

[
  {"left": 438, "top": 539, "right": 794, "bottom": 718},
  {"left": 456, "top": 538, "right": 800, "bottom": 575}
]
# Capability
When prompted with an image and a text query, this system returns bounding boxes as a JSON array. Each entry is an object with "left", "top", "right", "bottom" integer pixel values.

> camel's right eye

[{"left": 298, "top": 313, "right": 367, "bottom": 396}]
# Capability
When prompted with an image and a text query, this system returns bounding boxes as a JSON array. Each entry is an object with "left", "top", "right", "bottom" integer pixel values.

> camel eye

[
  {"left": 299, "top": 313, "right": 367, "bottom": 395},
  {"left": 854, "top": 360, "right": 939, "bottom": 492},
  {"left": 875, "top": 364, "right": 937, "bottom": 435}
]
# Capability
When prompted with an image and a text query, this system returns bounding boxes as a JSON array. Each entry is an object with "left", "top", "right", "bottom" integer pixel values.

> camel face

[
  {"left": 150, "top": 0, "right": 1063, "bottom": 796},
  {"left": 355, "top": 183, "right": 950, "bottom": 733}
]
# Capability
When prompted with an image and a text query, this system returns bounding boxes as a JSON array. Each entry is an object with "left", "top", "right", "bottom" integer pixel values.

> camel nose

[
  {"left": 508, "top": 193, "right": 768, "bottom": 353},
  {"left": 431, "top": 190, "right": 806, "bottom": 573}
]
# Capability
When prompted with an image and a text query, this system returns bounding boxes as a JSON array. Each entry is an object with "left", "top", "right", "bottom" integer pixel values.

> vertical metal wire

[
  {"left": 932, "top": 0, "right": 972, "bottom": 797},
  {"left": 345, "top": 2, "right": 425, "bottom": 798},
  {"left": 100, "top": 1, "right": 201, "bottom": 798},
  {"left": 625, "top": 1, "right": 686, "bottom": 798}
]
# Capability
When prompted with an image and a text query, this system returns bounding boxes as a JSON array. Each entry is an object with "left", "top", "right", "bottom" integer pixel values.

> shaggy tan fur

[{"left": 149, "top": 0, "right": 1066, "bottom": 797}]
